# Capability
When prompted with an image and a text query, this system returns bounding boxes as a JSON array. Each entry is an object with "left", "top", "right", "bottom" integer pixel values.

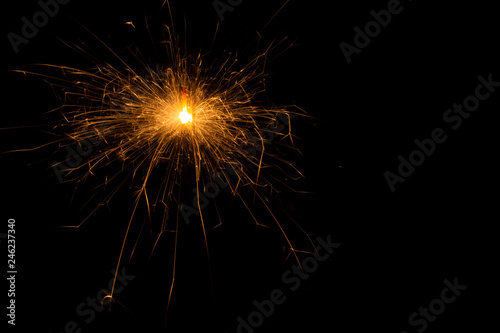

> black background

[{"left": 1, "top": 0, "right": 498, "bottom": 332}]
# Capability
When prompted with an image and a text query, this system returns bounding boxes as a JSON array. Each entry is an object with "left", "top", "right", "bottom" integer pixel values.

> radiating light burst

[
  {"left": 179, "top": 87, "right": 193, "bottom": 124},
  {"left": 179, "top": 106, "right": 192, "bottom": 124},
  {"left": 15, "top": 2, "right": 316, "bottom": 319}
]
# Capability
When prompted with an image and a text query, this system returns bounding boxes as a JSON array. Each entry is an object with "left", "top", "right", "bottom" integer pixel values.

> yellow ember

[{"left": 179, "top": 106, "right": 192, "bottom": 124}]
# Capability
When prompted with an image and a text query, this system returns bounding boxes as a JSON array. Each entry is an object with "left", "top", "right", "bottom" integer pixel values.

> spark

[
  {"left": 178, "top": 106, "right": 192, "bottom": 124},
  {"left": 179, "top": 87, "right": 192, "bottom": 124},
  {"left": 12, "top": 1, "right": 317, "bottom": 322},
  {"left": 125, "top": 21, "right": 136, "bottom": 29}
]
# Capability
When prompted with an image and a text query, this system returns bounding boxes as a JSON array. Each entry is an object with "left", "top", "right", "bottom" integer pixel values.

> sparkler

[{"left": 14, "top": 0, "right": 315, "bottom": 320}]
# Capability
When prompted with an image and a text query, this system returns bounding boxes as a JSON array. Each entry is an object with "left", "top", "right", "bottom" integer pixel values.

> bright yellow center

[{"left": 179, "top": 106, "right": 192, "bottom": 124}]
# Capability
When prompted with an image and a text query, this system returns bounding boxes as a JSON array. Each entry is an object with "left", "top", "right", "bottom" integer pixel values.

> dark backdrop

[{"left": 1, "top": 0, "right": 497, "bottom": 332}]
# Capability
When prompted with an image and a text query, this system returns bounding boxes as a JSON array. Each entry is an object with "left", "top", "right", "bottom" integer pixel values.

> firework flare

[{"left": 13, "top": 1, "right": 314, "bottom": 318}]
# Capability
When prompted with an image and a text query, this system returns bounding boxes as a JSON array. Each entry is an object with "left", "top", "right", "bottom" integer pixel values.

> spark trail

[{"left": 12, "top": 0, "right": 316, "bottom": 321}]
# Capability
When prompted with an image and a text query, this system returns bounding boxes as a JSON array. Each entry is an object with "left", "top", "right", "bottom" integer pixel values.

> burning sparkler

[
  {"left": 14, "top": 0, "right": 315, "bottom": 321},
  {"left": 178, "top": 87, "right": 192, "bottom": 124}
]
